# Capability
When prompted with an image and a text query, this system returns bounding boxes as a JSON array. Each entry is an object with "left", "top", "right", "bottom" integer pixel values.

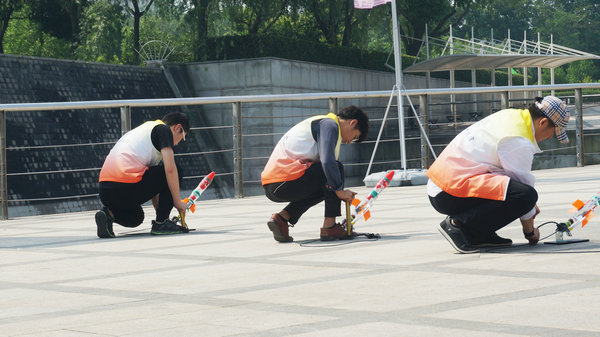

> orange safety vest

[
  {"left": 99, "top": 120, "right": 166, "bottom": 183},
  {"left": 261, "top": 113, "right": 341, "bottom": 185},
  {"left": 427, "top": 109, "right": 535, "bottom": 201}
]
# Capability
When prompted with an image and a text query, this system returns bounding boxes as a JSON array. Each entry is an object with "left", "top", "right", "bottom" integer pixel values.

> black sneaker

[
  {"left": 436, "top": 216, "right": 479, "bottom": 254},
  {"left": 472, "top": 233, "right": 512, "bottom": 248},
  {"left": 95, "top": 207, "right": 115, "bottom": 239},
  {"left": 151, "top": 219, "right": 189, "bottom": 235}
]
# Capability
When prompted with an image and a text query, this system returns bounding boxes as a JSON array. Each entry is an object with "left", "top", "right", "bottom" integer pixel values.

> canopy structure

[
  {"left": 403, "top": 31, "right": 600, "bottom": 73},
  {"left": 404, "top": 54, "right": 599, "bottom": 73},
  {"left": 363, "top": 22, "right": 600, "bottom": 186}
]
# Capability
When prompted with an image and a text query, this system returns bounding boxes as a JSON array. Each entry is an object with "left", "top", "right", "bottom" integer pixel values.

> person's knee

[
  {"left": 117, "top": 210, "right": 145, "bottom": 228},
  {"left": 511, "top": 183, "right": 538, "bottom": 213}
]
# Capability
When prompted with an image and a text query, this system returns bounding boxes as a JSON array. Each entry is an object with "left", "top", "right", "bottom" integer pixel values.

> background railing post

[
  {"left": 0, "top": 110, "right": 7, "bottom": 219},
  {"left": 120, "top": 106, "right": 131, "bottom": 135},
  {"left": 232, "top": 102, "right": 244, "bottom": 198},
  {"left": 575, "top": 88, "right": 584, "bottom": 167},
  {"left": 419, "top": 94, "right": 430, "bottom": 169},
  {"left": 329, "top": 97, "right": 338, "bottom": 114},
  {"left": 500, "top": 91, "right": 509, "bottom": 110}
]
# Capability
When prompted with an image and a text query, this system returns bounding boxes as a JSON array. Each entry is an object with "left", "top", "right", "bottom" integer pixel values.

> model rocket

[
  {"left": 183, "top": 171, "right": 215, "bottom": 213},
  {"left": 565, "top": 193, "right": 600, "bottom": 231},
  {"left": 351, "top": 170, "right": 394, "bottom": 224}
]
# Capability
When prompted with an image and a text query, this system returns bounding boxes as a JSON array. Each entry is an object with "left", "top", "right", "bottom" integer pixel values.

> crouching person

[
  {"left": 95, "top": 112, "right": 190, "bottom": 238},
  {"left": 427, "top": 96, "right": 570, "bottom": 253},
  {"left": 261, "top": 106, "right": 369, "bottom": 242}
]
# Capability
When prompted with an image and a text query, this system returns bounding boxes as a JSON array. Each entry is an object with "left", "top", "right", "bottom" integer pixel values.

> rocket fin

[
  {"left": 582, "top": 212, "right": 594, "bottom": 227},
  {"left": 573, "top": 200, "right": 585, "bottom": 210},
  {"left": 364, "top": 211, "right": 371, "bottom": 221}
]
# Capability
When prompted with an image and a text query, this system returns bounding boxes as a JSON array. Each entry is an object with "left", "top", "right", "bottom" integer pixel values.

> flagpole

[{"left": 390, "top": 0, "right": 406, "bottom": 172}]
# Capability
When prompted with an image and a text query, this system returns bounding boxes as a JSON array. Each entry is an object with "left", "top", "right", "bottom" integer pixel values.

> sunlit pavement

[{"left": 2, "top": 165, "right": 600, "bottom": 336}]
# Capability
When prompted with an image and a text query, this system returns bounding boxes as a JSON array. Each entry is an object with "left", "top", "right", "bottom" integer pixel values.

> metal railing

[{"left": 1, "top": 82, "right": 600, "bottom": 219}]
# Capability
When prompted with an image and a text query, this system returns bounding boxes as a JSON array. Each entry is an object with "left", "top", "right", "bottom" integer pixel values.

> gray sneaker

[
  {"left": 437, "top": 216, "right": 479, "bottom": 254},
  {"left": 95, "top": 207, "right": 115, "bottom": 239},
  {"left": 151, "top": 219, "right": 189, "bottom": 235}
]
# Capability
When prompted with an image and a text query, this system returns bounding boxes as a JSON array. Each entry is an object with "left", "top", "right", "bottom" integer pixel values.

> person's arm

[
  {"left": 161, "top": 146, "right": 188, "bottom": 213},
  {"left": 497, "top": 138, "right": 538, "bottom": 220},
  {"left": 313, "top": 119, "right": 356, "bottom": 202},
  {"left": 520, "top": 209, "right": 540, "bottom": 245}
]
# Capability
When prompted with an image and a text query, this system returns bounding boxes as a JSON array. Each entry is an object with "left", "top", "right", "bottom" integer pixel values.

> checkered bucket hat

[{"left": 536, "top": 96, "right": 570, "bottom": 144}]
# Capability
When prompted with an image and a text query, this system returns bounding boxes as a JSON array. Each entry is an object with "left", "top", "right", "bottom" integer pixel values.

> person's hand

[
  {"left": 524, "top": 227, "right": 540, "bottom": 245},
  {"left": 335, "top": 189, "right": 357, "bottom": 203},
  {"left": 174, "top": 200, "right": 188, "bottom": 214}
]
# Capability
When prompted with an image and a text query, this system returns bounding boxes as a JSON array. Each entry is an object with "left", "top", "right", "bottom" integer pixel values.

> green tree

[
  {"left": 27, "top": 0, "right": 89, "bottom": 55},
  {"left": 352, "top": 4, "right": 391, "bottom": 51},
  {"left": 533, "top": 0, "right": 600, "bottom": 55},
  {"left": 121, "top": 4, "right": 194, "bottom": 63},
  {"left": 76, "top": 0, "right": 124, "bottom": 63},
  {"left": 221, "top": 0, "right": 291, "bottom": 35},
  {"left": 456, "top": 0, "right": 533, "bottom": 42},
  {"left": 4, "top": 4, "right": 71, "bottom": 58},
  {"left": 123, "top": 0, "right": 154, "bottom": 65},
  {"left": 301, "top": 0, "right": 364, "bottom": 46},
  {"left": 397, "top": 0, "right": 480, "bottom": 56},
  {"left": 188, "top": 0, "right": 216, "bottom": 61},
  {"left": 566, "top": 60, "right": 597, "bottom": 83},
  {"left": 0, "top": 0, "right": 23, "bottom": 53}
]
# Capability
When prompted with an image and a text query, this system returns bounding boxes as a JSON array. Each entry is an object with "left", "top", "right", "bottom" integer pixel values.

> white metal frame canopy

[{"left": 404, "top": 30, "right": 600, "bottom": 73}]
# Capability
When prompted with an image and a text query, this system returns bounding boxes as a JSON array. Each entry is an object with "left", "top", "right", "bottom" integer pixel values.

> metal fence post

[
  {"left": 575, "top": 88, "right": 584, "bottom": 167},
  {"left": 500, "top": 92, "right": 509, "bottom": 110},
  {"left": 329, "top": 98, "right": 338, "bottom": 114},
  {"left": 419, "top": 95, "right": 430, "bottom": 169},
  {"left": 232, "top": 102, "right": 244, "bottom": 198},
  {"left": 120, "top": 106, "right": 131, "bottom": 135},
  {"left": 0, "top": 110, "right": 7, "bottom": 219}
]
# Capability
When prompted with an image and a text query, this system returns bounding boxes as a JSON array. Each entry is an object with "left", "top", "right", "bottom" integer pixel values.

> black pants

[
  {"left": 429, "top": 179, "right": 538, "bottom": 241},
  {"left": 263, "top": 162, "right": 343, "bottom": 225},
  {"left": 99, "top": 165, "right": 178, "bottom": 227}
]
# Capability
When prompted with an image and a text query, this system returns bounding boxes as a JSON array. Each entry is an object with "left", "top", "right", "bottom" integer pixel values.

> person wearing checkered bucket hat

[{"left": 426, "top": 96, "right": 570, "bottom": 254}]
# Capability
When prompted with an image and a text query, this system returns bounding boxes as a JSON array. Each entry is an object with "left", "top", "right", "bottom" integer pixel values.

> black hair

[
  {"left": 162, "top": 112, "right": 190, "bottom": 133},
  {"left": 528, "top": 97, "right": 555, "bottom": 126},
  {"left": 337, "top": 105, "right": 369, "bottom": 142}
]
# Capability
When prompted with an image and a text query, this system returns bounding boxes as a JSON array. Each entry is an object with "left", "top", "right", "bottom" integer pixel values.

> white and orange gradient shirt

[
  {"left": 99, "top": 120, "right": 166, "bottom": 183},
  {"left": 261, "top": 113, "right": 341, "bottom": 185},
  {"left": 426, "top": 109, "right": 541, "bottom": 219}
]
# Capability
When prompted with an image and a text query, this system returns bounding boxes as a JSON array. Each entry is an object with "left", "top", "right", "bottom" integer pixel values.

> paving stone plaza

[{"left": 2, "top": 165, "right": 600, "bottom": 336}]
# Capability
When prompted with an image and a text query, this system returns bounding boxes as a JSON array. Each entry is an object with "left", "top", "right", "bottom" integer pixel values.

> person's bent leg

[
  {"left": 134, "top": 165, "right": 188, "bottom": 235},
  {"left": 430, "top": 180, "right": 537, "bottom": 247},
  {"left": 320, "top": 161, "right": 351, "bottom": 241},
  {"left": 136, "top": 165, "right": 176, "bottom": 222},
  {"left": 266, "top": 163, "right": 329, "bottom": 224},
  {"left": 429, "top": 193, "right": 485, "bottom": 253},
  {"left": 263, "top": 163, "right": 329, "bottom": 242},
  {"left": 97, "top": 183, "right": 146, "bottom": 238}
]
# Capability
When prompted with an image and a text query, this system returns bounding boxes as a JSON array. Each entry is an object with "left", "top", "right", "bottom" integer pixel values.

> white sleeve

[
  {"left": 497, "top": 137, "right": 537, "bottom": 187},
  {"left": 497, "top": 137, "right": 538, "bottom": 220}
]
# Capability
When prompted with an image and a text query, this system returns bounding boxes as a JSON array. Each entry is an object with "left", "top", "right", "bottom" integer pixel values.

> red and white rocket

[
  {"left": 351, "top": 170, "right": 394, "bottom": 224},
  {"left": 183, "top": 171, "right": 215, "bottom": 213}
]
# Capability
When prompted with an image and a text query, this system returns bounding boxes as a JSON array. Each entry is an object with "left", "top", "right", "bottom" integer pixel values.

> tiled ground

[{"left": 2, "top": 165, "right": 600, "bottom": 336}]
